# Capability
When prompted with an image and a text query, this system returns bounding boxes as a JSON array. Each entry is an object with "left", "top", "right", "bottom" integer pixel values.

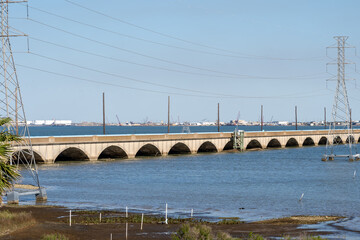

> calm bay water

[
  {"left": 17, "top": 126, "right": 360, "bottom": 237},
  {"left": 27, "top": 125, "right": 334, "bottom": 136}
]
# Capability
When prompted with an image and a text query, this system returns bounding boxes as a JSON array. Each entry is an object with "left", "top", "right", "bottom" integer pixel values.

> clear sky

[{"left": 8, "top": 0, "right": 360, "bottom": 123}]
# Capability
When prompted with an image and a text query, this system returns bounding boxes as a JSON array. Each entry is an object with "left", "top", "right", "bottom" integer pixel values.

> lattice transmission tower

[
  {"left": 322, "top": 36, "right": 358, "bottom": 161},
  {"left": 0, "top": 0, "right": 45, "bottom": 200}
]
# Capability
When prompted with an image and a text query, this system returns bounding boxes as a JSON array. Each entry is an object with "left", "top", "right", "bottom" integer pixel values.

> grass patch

[
  {"left": 63, "top": 211, "right": 200, "bottom": 225},
  {"left": 0, "top": 210, "right": 35, "bottom": 236},
  {"left": 42, "top": 233, "right": 69, "bottom": 240},
  {"left": 172, "top": 224, "right": 329, "bottom": 240},
  {"left": 254, "top": 215, "right": 343, "bottom": 225}
]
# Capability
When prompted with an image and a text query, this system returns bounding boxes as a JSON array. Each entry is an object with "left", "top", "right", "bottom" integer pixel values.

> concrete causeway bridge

[{"left": 13, "top": 129, "right": 360, "bottom": 164}]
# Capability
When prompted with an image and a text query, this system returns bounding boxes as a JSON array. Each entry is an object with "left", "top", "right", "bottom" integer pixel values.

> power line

[
  {"left": 64, "top": 0, "right": 324, "bottom": 61},
  {"left": 17, "top": 63, "right": 330, "bottom": 99},
  {"left": 28, "top": 36, "right": 326, "bottom": 81},
  {"left": 24, "top": 3, "right": 325, "bottom": 62},
  {"left": 28, "top": 18, "right": 246, "bottom": 77}
]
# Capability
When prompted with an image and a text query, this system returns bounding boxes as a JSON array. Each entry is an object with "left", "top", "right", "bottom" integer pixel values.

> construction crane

[{"left": 116, "top": 115, "right": 121, "bottom": 126}]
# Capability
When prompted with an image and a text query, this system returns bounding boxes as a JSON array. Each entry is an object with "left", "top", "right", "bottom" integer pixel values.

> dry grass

[
  {"left": 253, "top": 215, "right": 342, "bottom": 225},
  {"left": 0, "top": 210, "right": 36, "bottom": 236}
]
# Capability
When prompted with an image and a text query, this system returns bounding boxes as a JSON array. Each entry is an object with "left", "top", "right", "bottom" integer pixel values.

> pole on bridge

[
  {"left": 168, "top": 96, "right": 170, "bottom": 133},
  {"left": 350, "top": 108, "right": 352, "bottom": 130},
  {"left": 324, "top": 107, "right": 326, "bottom": 129},
  {"left": 261, "top": 105, "right": 263, "bottom": 131},
  {"left": 295, "top": 106, "right": 298, "bottom": 130},
  {"left": 217, "top": 103, "right": 220, "bottom": 132},
  {"left": 103, "top": 92, "right": 106, "bottom": 135}
]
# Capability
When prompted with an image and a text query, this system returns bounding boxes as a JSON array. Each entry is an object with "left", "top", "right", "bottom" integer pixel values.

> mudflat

[{"left": 0, "top": 205, "right": 340, "bottom": 240}]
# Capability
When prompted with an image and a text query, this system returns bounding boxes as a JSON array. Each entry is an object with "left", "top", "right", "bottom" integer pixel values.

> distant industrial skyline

[{"left": 9, "top": 0, "right": 360, "bottom": 123}]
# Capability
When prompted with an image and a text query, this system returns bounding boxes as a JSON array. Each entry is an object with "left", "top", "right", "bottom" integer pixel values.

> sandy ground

[{"left": 0, "top": 205, "right": 339, "bottom": 240}]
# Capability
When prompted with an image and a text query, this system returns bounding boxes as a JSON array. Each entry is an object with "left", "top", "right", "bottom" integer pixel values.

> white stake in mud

[
  {"left": 141, "top": 213, "right": 144, "bottom": 230},
  {"left": 354, "top": 170, "right": 357, "bottom": 179},
  {"left": 299, "top": 193, "right": 304, "bottom": 202},
  {"left": 191, "top": 209, "right": 193, "bottom": 218},
  {"left": 165, "top": 203, "right": 168, "bottom": 224},
  {"left": 110, "top": 233, "right": 112, "bottom": 240},
  {"left": 69, "top": 210, "right": 72, "bottom": 227},
  {"left": 126, "top": 222, "right": 128, "bottom": 240},
  {"left": 99, "top": 212, "right": 102, "bottom": 223},
  {"left": 126, "top": 206, "right": 128, "bottom": 218}
]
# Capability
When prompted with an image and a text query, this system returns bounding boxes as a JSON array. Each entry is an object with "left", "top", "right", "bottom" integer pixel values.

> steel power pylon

[
  {"left": 322, "top": 36, "right": 358, "bottom": 161},
  {"left": 0, "top": 0, "right": 46, "bottom": 202}
]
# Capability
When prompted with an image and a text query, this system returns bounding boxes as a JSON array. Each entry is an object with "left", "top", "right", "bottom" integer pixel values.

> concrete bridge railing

[{"left": 12, "top": 129, "right": 360, "bottom": 164}]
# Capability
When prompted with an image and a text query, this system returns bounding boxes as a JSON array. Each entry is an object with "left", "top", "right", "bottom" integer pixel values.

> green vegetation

[
  {"left": 171, "top": 224, "right": 329, "bottom": 240},
  {"left": 0, "top": 210, "right": 35, "bottom": 236},
  {"left": 0, "top": 117, "right": 21, "bottom": 205},
  {"left": 41, "top": 233, "right": 69, "bottom": 240}
]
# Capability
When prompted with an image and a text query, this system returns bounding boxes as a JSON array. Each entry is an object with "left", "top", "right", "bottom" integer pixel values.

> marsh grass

[
  {"left": 0, "top": 210, "right": 35, "bottom": 236},
  {"left": 41, "top": 233, "right": 69, "bottom": 240}
]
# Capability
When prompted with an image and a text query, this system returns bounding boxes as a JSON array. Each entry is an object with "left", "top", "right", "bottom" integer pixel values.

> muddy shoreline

[{"left": 0, "top": 205, "right": 343, "bottom": 240}]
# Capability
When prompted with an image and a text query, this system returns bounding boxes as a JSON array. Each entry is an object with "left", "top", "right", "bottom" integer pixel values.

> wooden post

[
  {"left": 168, "top": 96, "right": 170, "bottom": 133},
  {"left": 217, "top": 103, "right": 220, "bottom": 132},
  {"left": 261, "top": 105, "right": 263, "bottom": 131},
  {"left": 69, "top": 210, "right": 72, "bottom": 227},
  {"left": 126, "top": 222, "right": 128, "bottom": 240},
  {"left": 103, "top": 92, "right": 105, "bottom": 135},
  {"left": 141, "top": 213, "right": 144, "bottom": 230},
  {"left": 295, "top": 106, "right": 298, "bottom": 130}
]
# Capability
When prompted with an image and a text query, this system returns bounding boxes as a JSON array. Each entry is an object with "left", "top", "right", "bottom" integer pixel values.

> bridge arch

[
  {"left": 55, "top": 147, "right": 90, "bottom": 162},
  {"left": 333, "top": 136, "right": 343, "bottom": 144},
  {"left": 285, "top": 138, "right": 299, "bottom": 147},
  {"left": 11, "top": 149, "right": 45, "bottom": 164},
  {"left": 168, "top": 142, "right": 191, "bottom": 155},
  {"left": 223, "top": 140, "right": 234, "bottom": 151},
  {"left": 98, "top": 145, "right": 128, "bottom": 160},
  {"left": 303, "top": 137, "right": 315, "bottom": 146},
  {"left": 266, "top": 139, "right": 281, "bottom": 148},
  {"left": 346, "top": 135, "right": 355, "bottom": 144},
  {"left": 318, "top": 136, "right": 328, "bottom": 145},
  {"left": 246, "top": 139, "right": 262, "bottom": 150},
  {"left": 197, "top": 141, "right": 217, "bottom": 153},
  {"left": 136, "top": 144, "right": 161, "bottom": 157}
]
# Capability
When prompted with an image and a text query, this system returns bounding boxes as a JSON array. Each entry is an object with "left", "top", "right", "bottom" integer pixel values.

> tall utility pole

[
  {"left": 260, "top": 105, "right": 263, "bottom": 131},
  {"left": 167, "top": 96, "right": 170, "bottom": 133},
  {"left": 323, "top": 36, "right": 358, "bottom": 161},
  {"left": 217, "top": 103, "right": 220, "bottom": 132},
  {"left": 102, "top": 92, "right": 105, "bottom": 135},
  {"left": 295, "top": 106, "right": 298, "bottom": 130},
  {"left": 0, "top": 0, "right": 44, "bottom": 193},
  {"left": 324, "top": 107, "right": 326, "bottom": 129}
]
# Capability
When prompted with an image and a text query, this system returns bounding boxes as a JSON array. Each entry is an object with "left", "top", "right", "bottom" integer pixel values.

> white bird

[{"left": 299, "top": 193, "right": 304, "bottom": 202}]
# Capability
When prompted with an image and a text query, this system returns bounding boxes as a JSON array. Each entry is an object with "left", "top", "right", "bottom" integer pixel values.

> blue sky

[{"left": 8, "top": 0, "right": 360, "bottom": 123}]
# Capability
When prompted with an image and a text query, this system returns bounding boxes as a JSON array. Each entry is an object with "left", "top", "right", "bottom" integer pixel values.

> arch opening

[
  {"left": 266, "top": 139, "right": 281, "bottom": 148},
  {"left": 333, "top": 136, "right": 343, "bottom": 144},
  {"left": 285, "top": 138, "right": 299, "bottom": 148},
  {"left": 346, "top": 136, "right": 355, "bottom": 144},
  {"left": 318, "top": 137, "right": 328, "bottom": 145},
  {"left": 98, "top": 146, "right": 128, "bottom": 160},
  {"left": 135, "top": 144, "right": 161, "bottom": 157},
  {"left": 197, "top": 141, "right": 217, "bottom": 153},
  {"left": 11, "top": 149, "right": 44, "bottom": 164},
  {"left": 246, "top": 140, "right": 262, "bottom": 150},
  {"left": 168, "top": 142, "right": 191, "bottom": 155},
  {"left": 55, "top": 147, "right": 90, "bottom": 162},
  {"left": 303, "top": 137, "right": 315, "bottom": 146},
  {"left": 223, "top": 140, "right": 234, "bottom": 151}
]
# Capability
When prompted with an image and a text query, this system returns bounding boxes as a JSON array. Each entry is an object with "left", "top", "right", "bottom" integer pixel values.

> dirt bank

[{"left": 0, "top": 205, "right": 338, "bottom": 240}]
